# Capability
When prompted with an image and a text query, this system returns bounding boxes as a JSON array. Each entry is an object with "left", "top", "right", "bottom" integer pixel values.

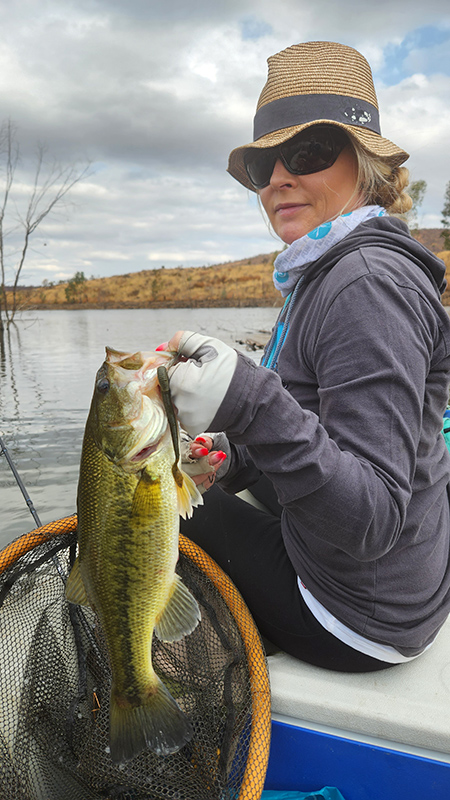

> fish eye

[{"left": 96, "top": 378, "right": 110, "bottom": 394}]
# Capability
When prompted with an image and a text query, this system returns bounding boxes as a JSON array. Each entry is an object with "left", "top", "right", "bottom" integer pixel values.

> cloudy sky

[{"left": 0, "top": 0, "right": 449, "bottom": 286}]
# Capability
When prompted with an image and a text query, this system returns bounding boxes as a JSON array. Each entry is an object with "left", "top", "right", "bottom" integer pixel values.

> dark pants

[{"left": 180, "top": 475, "right": 395, "bottom": 673}]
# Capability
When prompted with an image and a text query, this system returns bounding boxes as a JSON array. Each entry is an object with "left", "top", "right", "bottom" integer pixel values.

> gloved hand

[{"left": 166, "top": 331, "right": 238, "bottom": 436}]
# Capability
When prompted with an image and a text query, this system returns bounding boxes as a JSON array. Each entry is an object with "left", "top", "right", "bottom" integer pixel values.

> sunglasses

[{"left": 244, "top": 125, "right": 348, "bottom": 189}]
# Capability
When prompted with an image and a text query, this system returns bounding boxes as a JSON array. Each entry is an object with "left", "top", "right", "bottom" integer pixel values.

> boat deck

[{"left": 265, "top": 617, "right": 450, "bottom": 798}]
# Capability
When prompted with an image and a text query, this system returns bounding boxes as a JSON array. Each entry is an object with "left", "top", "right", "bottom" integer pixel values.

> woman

[{"left": 162, "top": 41, "right": 450, "bottom": 672}]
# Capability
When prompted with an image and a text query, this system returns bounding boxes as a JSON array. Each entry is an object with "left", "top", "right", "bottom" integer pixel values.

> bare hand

[
  {"left": 155, "top": 331, "right": 184, "bottom": 353},
  {"left": 188, "top": 435, "right": 227, "bottom": 493}
]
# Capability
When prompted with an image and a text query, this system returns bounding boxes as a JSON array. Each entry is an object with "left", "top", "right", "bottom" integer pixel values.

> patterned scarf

[{"left": 273, "top": 205, "right": 387, "bottom": 297}]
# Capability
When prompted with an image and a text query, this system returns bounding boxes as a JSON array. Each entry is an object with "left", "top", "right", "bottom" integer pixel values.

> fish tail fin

[
  {"left": 109, "top": 677, "right": 193, "bottom": 764},
  {"left": 174, "top": 464, "right": 203, "bottom": 520}
]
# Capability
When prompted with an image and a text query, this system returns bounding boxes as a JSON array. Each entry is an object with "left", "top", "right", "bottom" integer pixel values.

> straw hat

[{"left": 227, "top": 41, "right": 409, "bottom": 191}]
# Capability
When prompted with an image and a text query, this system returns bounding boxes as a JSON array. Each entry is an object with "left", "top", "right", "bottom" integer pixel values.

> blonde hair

[{"left": 349, "top": 137, "right": 412, "bottom": 215}]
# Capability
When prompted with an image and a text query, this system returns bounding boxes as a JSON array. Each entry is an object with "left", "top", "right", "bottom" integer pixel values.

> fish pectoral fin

[
  {"left": 65, "top": 557, "right": 91, "bottom": 607},
  {"left": 155, "top": 574, "right": 201, "bottom": 642},
  {"left": 132, "top": 470, "right": 161, "bottom": 526},
  {"left": 174, "top": 465, "right": 203, "bottom": 520}
]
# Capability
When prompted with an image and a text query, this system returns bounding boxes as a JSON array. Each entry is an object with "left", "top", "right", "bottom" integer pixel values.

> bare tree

[
  {"left": 0, "top": 120, "right": 90, "bottom": 330},
  {"left": 0, "top": 121, "right": 19, "bottom": 328},
  {"left": 406, "top": 179, "right": 427, "bottom": 234},
  {"left": 441, "top": 181, "right": 450, "bottom": 251}
]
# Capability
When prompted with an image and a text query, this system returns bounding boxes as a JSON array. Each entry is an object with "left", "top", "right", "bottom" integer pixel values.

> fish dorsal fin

[
  {"left": 66, "top": 557, "right": 91, "bottom": 607},
  {"left": 174, "top": 465, "right": 203, "bottom": 520},
  {"left": 155, "top": 574, "right": 201, "bottom": 642}
]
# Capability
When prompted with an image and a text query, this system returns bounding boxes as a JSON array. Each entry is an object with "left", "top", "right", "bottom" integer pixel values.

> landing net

[{"left": 0, "top": 516, "right": 271, "bottom": 800}]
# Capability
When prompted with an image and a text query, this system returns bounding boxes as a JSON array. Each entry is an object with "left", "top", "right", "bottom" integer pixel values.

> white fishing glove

[{"left": 168, "top": 331, "right": 238, "bottom": 437}]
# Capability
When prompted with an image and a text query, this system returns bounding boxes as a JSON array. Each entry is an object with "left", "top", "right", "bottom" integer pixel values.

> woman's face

[{"left": 258, "top": 144, "right": 362, "bottom": 244}]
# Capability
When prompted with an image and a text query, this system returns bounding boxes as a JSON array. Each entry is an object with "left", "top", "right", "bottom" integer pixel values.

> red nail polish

[
  {"left": 195, "top": 436, "right": 208, "bottom": 444},
  {"left": 155, "top": 341, "right": 169, "bottom": 352},
  {"left": 210, "top": 451, "right": 227, "bottom": 465},
  {"left": 197, "top": 447, "right": 209, "bottom": 456}
]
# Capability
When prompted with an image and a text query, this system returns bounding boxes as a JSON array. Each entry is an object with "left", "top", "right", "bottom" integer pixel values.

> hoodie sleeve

[{"left": 207, "top": 266, "right": 449, "bottom": 561}]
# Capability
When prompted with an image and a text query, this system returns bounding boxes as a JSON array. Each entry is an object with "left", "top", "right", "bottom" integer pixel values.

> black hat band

[{"left": 253, "top": 93, "right": 381, "bottom": 141}]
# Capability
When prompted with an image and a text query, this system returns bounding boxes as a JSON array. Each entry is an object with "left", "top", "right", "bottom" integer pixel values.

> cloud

[{"left": 0, "top": 0, "right": 449, "bottom": 288}]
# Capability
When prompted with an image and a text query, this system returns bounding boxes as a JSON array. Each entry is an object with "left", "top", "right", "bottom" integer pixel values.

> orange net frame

[{"left": 0, "top": 516, "right": 271, "bottom": 800}]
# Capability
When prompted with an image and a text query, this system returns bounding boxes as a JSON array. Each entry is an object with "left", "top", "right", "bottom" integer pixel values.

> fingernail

[
  {"left": 195, "top": 436, "right": 208, "bottom": 444},
  {"left": 155, "top": 342, "right": 169, "bottom": 351},
  {"left": 197, "top": 447, "right": 209, "bottom": 456},
  {"left": 210, "top": 451, "right": 227, "bottom": 465}
]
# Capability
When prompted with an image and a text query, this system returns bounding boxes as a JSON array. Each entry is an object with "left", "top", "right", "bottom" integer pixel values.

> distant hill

[
  {"left": 6, "top": 229, "right": 450, "bottom": 310},
  {"left": 8, "top": 252, "right": 283, "bottom": 310},
  {"left": 412, "top": 229, "right": 448, "bottom": 254}
]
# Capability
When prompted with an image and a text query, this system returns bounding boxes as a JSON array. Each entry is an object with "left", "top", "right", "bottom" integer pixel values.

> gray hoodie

[{"left": 210, "top": 217, "right": 450, "bottom": 656}]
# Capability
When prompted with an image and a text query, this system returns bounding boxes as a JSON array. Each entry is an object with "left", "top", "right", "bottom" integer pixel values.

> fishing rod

[
  {"left": 0, "top": 433, "right": 69, "bottom": 583},
  {"left": 0, "top": 435, "right": 42, "bottom": 528},
  {"left": 0, "top": 433, "right": 106, "bottom": 671}
]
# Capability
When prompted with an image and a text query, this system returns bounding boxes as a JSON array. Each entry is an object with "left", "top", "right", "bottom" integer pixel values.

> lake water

[{"left": 0, "top": 307, "right": 278, "bottom": 549}]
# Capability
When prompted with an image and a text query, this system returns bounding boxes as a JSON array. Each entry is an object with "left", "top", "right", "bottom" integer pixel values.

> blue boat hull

[{"left": 265, "top": 717, "right": 450, "bottom": 800}]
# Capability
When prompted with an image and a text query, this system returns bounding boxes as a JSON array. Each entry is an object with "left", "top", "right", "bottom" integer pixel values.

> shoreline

[{"left": 10, "top": 299, "right": 283, "bottom": 312}]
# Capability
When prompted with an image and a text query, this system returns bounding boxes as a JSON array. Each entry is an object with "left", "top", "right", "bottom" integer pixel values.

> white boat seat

[{"left": 268, "top": 615, "right": 450, "bottom": 756}]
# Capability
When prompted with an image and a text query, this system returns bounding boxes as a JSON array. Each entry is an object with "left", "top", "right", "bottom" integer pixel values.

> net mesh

[{"left": 0, "top": 517, "right": 271, "bottom": 800}]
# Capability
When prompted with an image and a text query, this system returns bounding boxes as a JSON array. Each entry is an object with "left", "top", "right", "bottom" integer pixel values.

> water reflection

[
  {"left": 0, "top": 307, "right": 278, "bottom": 547},
  {"left": 0, "top": 325, "right": 21, "bottom": 424}
]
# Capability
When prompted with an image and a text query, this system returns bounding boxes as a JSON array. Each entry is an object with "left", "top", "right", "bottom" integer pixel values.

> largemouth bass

[{"left": 66, "top": 347, "right": 202, "bottom": 763}]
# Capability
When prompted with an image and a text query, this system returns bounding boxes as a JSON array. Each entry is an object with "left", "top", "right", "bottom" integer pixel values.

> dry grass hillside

[
  {"left": 7, "top": 252, "right": 282, "bottom": 311},
  {"left": 412, "top": 229, "right": 447, "bottom": 254},
  {"left": 439, "top": 251, "right": 450, "bottom": 305},
  {"left": 6, "top": 229, "right": 450, "bottom": 310}
]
